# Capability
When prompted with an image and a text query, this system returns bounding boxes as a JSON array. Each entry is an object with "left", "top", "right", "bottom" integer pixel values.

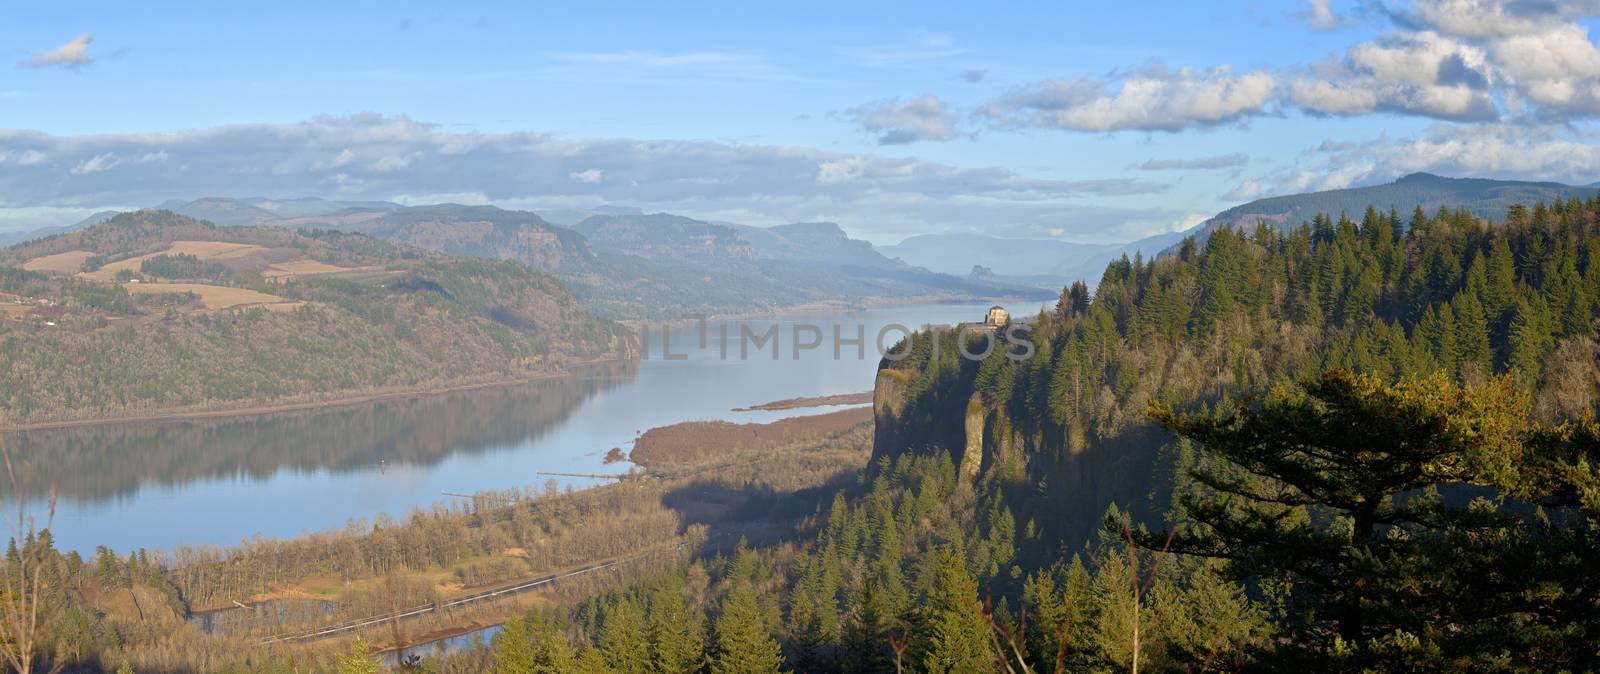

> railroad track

[{"left": 259, "top": 559, "right": 618, "bottom": 644}]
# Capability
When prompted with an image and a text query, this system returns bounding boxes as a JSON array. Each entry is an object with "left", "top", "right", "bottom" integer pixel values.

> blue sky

[{"left": 4, "top": 1, "right": 1600, "bottom": 244}]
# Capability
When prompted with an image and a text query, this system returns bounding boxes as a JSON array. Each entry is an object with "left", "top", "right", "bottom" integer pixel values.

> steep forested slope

[
  {"left": 1184, "top": 172, "right": 1600, "bottom": 249},
  {"left": 0, "top": 210, "right": 633, "bottom": 426},
  {"left": 879, "top": 201, "right": 1600, "bottom": 543},
  {"left": 451, "top": 198, "right": 1600, "bottom": 672}
]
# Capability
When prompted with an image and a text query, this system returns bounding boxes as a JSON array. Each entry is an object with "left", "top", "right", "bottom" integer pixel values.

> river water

[{"left": 9, "top": 302, "right": 1030, "bottom": 555}]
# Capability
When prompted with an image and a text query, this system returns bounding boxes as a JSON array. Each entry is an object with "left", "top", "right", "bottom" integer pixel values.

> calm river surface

[{"left": 10, "top": 302, "right": 1032, "bottom": 554}]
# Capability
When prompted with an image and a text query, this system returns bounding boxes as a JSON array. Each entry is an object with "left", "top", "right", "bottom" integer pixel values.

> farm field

[
  {"left": 77, "top": 240, "right": 270, "bottom": 281},
  {"left": 21, "top": 249, "right": 94, "bottom": 273},
  {"left": 261, "top": 259, "right": 377, "bottom": 281},
  {"left": 121, "top": 282, "right": 303, "bottom": 311}
]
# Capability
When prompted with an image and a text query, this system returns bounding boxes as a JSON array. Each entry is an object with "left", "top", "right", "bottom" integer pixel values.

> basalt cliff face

[{"left": 870, "top": 329, "right": 1176, "bottom": 546}]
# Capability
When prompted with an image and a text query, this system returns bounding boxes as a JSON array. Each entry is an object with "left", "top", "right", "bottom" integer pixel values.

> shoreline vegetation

[
  {"left": 39, "top": 399, "right": 875, "bottom": 671},
  {"left": 732, "top": 391, "right": 873, "bottom": 411},
  {"left": 628, "top": 406, "right": 872, "bottom": 469},
  {"left": 0, "top": 355, "right": 635, "bottom": 433}
]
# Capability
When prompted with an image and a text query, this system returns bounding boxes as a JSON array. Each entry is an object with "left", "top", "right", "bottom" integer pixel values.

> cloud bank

[
  {"left": 0, "top": 114, "right": 1186, "bottom": 243},
  {"left": 981, "top": 66, "right": 1278, "bottom": 132}
]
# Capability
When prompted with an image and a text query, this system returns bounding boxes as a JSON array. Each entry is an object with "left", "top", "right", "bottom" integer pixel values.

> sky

[{"left": 3, "top": 0, "right": 1600, "bottom": 245}]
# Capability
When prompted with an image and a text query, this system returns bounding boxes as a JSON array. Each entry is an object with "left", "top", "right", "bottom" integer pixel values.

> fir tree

[{"left": 712, "top": 584, "right": 785, "bottom": 674}]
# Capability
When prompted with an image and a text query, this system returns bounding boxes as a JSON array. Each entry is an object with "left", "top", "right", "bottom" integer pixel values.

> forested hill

[
  {"left": 443, "top": 197, "right": 1600, "bottom": 673},
  {"left": 1184, "top": 172, "right": 1600, "bottom": 249},
  {"left": 853, "top": 197, "right": 1600, "bottom": 668},
  {"left": 0, "top": 210, "right": 633, "bottom": 426},
  {"left": 878, "top": 198, "right": 1600, "bottom": 536}
]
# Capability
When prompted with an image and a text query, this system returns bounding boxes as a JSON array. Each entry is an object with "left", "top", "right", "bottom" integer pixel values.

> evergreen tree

[
  {"left": 647, "top": 577, "right": 704, "bottom": 674},
  {"left": 1507, "top": 296, "right": 1553, "bottom": 381},
  {"left": 1139, "top": 371, "right": 1598, "bottom": 669},
  {"left": 335, "top": 637, "right": 380, "bottom": 674},
  {"left": 492, "top": 618, "right": 536, "bottom": 674},
  {"left": 910, "top": 548, "right": 997, "bottom": 674},
  {"left": 599, "top": 598, "right": 650, "bottom": 673},
  {"left": 712, "top": 584, "right": 785, "bottom": 674}
]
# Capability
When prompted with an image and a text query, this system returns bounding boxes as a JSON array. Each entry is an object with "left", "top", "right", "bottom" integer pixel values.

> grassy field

[
  {"left": 121, "top": 281, "right": 303, "bottom": 311},
  {"left": 20, "top": 249, "right": 93, "bottom": 273},
  {"left": 262, "top": 259, "right": 377, "bottom": 281},
  {"left": 22, "top": 239, "right": 361, "bottom": 312},
  {"left": 76, "top": 240, "right": 270, "bottom": 281}
]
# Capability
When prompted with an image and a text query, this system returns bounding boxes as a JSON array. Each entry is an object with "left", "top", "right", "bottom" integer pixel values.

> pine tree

[
  {"left": 1139, "top": 371, "right": 1548, "bottom": 668},
  {"left": 493, "top": 618, "right": 536, "bottom": 674},
  {"left": 600, "top": 598, "right": 650, "bottom": 673},
  {"left": 911, "top": 548, "right": 997, "bottom": 674},
  {"left": 1450, "top": 292, "right": 1492, "bottom": 378},
  {"left": 335, "top": 637, "right": 381, "bottom": 674},
  {"left": 1485, "top": 237, "right": 1517, "bottom": 321},
  {"left": 842, "top": 581, "right": 895, "bottom": 674},
  {"left": 1507, "top": 297, "right": 1554, "bottom": 382},
  {"left": 647, "top": 577, "right": 704, "bottom": 674},
  {"left": 712, "top": 584, "right": 785, "bottom": 674}
]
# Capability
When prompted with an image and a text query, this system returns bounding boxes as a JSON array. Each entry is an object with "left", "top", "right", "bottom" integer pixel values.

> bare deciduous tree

[{"left": 0, "top": 419, "right": 63, "bottom": 674}]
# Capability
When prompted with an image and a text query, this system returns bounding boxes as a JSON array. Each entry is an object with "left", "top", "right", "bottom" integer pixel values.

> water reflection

[
  {"left": 11, "top": 303, "right": 1018, "bottom": 554},
  {"left": 3, "top": 361, "right": 637, "bottom": 504}
]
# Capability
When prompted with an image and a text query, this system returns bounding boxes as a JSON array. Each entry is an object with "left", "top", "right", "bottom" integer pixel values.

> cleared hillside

[{"left": 0, "top": 210, "right": 634, "bottom": 427}]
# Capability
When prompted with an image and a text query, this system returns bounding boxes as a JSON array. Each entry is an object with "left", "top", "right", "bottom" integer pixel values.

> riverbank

[
  {"left": 629, "top": 406, "right": 872, "bottom": 469},
  {"left": 0, "top": 355, "right": 637, "bottom": 432},
  {"left": 123, "top": 409, "right": 877, "bottom": 671},
  {"left": 733, "top": 391, "right": 872, "bottom": 411}
]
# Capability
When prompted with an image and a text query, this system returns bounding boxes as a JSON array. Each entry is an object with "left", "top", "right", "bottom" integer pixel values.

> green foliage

[
  {"left": 1143, "top": 371, "right": 1600, "bottom": 669},
  {"left": 139, "top": 253, "right": 228, "bottom": 280},
  {"left": 909, "top": 548, "right": 995, "bottom": 674},
  {"left": 335, "top": 637, "right": 380, "bottom": 674},
  {"left": 711, "top": 584, "right": 785, "bottom": 674}
]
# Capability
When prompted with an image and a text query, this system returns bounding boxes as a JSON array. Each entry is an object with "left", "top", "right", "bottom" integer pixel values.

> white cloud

[
  {"left": 0, "top": 149, "right": 47, "bottom": 166},
  {"left": 1223, "top": 179, "right": 1263, "bottom": 201},
  {"left": 21, "top": 34, "right": 93, "bottom": 68},
  {"left": 846, "top": 95, "right": 962, "bottom": 144},
  {"left": 1137, "top": 153, "right": 1249, "bottom": 171},
  {"left": 569, "top": 168, "right": 604, "bottom": 183},
  {"left": 1172, "top": 213, "right": 1212, "bottom": 233},
  {"left": 1402, "top": 0, "right": 1600, "bottom": 39},
  {"left": 838, "top": 32, "right": 966, "bottom": 67},
  {"left": 0, "top": 114, "right": 1175, "bottom": 244},
  {"left": 68, "top": 151, "right": 166, "bottom": 175},
  {"left": 1288, "top": 1, "right": 1600, "bottom": 121},
  {"left": 1254, "top": 123, "right": 1600, "bottom": 196},
  {"left": 981, "top": 65, "right": 1277, "bottom": 132},
  {"left": 980, "top": 1, "right": 1600, "bottom": 131},
  {"left": 1289, "top": 31, "right": 1499, "bottom": 120},
  {"left": 1300, "top": 0, "right": 1348, "bottom": 29}
]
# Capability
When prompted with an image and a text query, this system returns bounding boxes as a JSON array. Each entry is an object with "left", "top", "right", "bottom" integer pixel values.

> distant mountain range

[
  {"left": 20, "top": 198, "right": 1041, "bottom": 319},
  {"left": 881, "top": 229, "right": 1191, "bottom": 286},
  {"left": 1184, "top": 172, "right": 1600, "bottom": 245},
  {"left": 883, "top": 172, "right": 1600, "bottom": 285},
  {"left": 8, "top": 173, "right": 1592, "bottom": 314}
]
